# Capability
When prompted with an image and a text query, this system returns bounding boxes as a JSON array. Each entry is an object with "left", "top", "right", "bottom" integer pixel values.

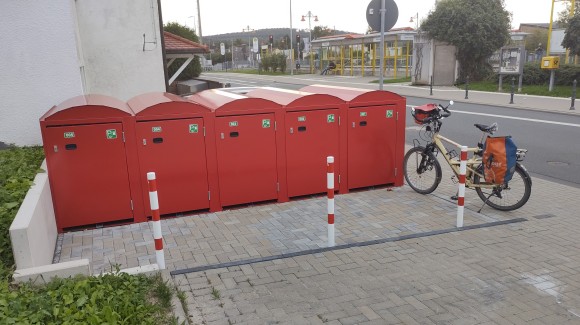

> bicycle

[{"left": 403, "top": 101, "right": 532, "bottom": 211}]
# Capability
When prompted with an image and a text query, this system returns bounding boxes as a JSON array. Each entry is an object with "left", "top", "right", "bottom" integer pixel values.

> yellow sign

[{"left": 541, "top": 56, "right": 560, "bottom": 69}]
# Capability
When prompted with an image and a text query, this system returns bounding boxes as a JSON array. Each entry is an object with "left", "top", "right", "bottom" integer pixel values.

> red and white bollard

[
  {"left": 457, "top": 146, "right": 468, "bottom": 228},
  {"left": 327, "top": 156, "right": 335, "bottom": 247},
  {"left": 147, "top": 172, "right": 165, "bottom": 270}
]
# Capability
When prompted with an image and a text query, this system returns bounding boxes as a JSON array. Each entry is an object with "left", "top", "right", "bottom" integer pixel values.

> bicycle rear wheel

[
  {"left": 474, "top": 163, "right": 532, "bottom": 211},
  {"left": 404, "top": 146, "right": 442, "bottom": 194}
]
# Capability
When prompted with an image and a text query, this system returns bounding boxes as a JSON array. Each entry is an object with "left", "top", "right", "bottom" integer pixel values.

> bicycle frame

[{"left": 427, "top": 130, "right": 497, "bottom": 189}]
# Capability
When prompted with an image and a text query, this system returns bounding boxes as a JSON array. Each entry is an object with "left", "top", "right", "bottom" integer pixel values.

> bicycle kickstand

[{"left": 477, "top": 193, "right": 494, "bottom": 213}]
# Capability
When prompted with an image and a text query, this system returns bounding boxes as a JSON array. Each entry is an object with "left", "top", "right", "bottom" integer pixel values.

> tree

[
  {"left": 312, "top": 26, "right": 333, "bottom": 40},
  {"left": 557, "top": 3, "right": 580, "bottom": 29},
  {"left": 421, "top": 0, "right": 511, "bottom": 81},
  {"left": 525, "top": 29, "right": 548, "bottom": 53},
  {"left": 562, "top": 14, "right": 580, "bottom": 56},
  {"left": 163, "top": 22, "right": 202, "bottom": 81}
]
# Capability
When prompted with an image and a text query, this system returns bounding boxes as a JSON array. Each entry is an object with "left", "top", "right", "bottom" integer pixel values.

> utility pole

[{"left": 196, "top": 0, "right": 203, "bottom": 44}]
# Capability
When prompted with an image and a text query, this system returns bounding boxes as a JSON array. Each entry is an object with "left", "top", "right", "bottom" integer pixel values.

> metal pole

[
  {"left": 327, "top": 156, "right": 335, "bottom": 247},
  {"left": 510, "top": 76, "right": 515, "bottom": 104},
  {"left": 572, "top": 79, "right": 577, "bottom": 110},
  {"left": 379, "top": 0, "right": 386, "bottom": 90},
  {"left": 547, "top": 0, "right": 556, "bottom": 55},
  {"left": 465, "top": 75, "right": 469, "bottom": 99},
  {"left": 456, "top": 147, "right": 467, "bottom": 228},
  {"left": 290, "top": 0, "right": 294, "bottom": 75},
  {"left": 147, "top": 172, "right": 165, "bottom": 270},
  {"left": 549, "top": 70, "right": 555, "bottom": 92},
  {"left": 430, "top": 75, "right": 433, "bottom": 95},
  {"left": 309, "top": 14, "right": 313, "bottom": 74},
  {"left": 498, "top": 74, "right": 503, "bottom": 91},
  {"left": 196, "top": 0, "right": 203, "bottom": 45}
]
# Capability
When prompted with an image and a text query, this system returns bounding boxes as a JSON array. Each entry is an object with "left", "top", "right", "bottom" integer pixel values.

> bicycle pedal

[{"left": 450, "top": 195, "right": 458, "bottom": 201}]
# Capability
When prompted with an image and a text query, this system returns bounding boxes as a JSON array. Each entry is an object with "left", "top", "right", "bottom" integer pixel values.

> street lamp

[
  {"left": 301, "top": 11, "right": 318, "bottom": 73},
  {"left": 409, "top": 13, "right": 419, "bottom": 30},
  {"left": 301, "top": 11, "right": 319, "bottom": 44},
  {"left": 242, "top": 25, "right": 255, "bottom": 65}
]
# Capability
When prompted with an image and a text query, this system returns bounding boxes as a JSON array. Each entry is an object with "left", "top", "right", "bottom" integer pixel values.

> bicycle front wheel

[
  {"left": 474, "top": 163, "right": 532, "bottom": 211},
  {"left": 404, "top": 146, "right": 442, "bottom": 194}
]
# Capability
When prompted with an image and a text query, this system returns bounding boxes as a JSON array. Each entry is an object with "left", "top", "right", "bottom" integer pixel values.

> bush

[
  {"left": 0, "top": 146, "right": 44, "bottom": 277},
  {"left": 276, "top": 53, "right": 287, "bottom": 72},
  {"left": 521, "top": 63, "right": 580, "bottom": 86}
]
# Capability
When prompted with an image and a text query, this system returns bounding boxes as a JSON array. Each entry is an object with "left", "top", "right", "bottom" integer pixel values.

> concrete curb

[{"left": 162, "top": 270, "right": 189, "bottom": 325}]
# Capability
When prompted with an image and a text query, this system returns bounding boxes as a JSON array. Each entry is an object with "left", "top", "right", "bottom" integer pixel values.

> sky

[{"left": 160, "top": 0, "right": 568, "bottom": 37}]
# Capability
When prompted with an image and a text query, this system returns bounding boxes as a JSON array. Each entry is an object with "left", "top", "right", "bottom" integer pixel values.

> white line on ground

[{"left": 406, "top": 105, "right": 580, "bottom": 128}]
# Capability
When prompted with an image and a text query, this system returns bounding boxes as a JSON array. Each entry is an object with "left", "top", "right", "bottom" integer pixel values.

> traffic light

[
  {"left": 296, "top": 34, "right": 301, "bottom": 45},
  {"left": 269, "top": 35, "right": 273, "bottom": 45}
]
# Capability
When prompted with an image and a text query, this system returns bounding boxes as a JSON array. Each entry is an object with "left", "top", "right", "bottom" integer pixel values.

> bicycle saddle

[{"left": 474, "top": 123, "right": 498, "bottom": 134}]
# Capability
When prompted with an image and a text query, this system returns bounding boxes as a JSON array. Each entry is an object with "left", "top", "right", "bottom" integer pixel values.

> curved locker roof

[
  {"left": 127, "top": 92, "right": 210, "bottom": 118},
  {"left": 40, "top": 94, "right": 132, "bottom": 122},
  {"left": 187, "top": 89, "right": 281, "bottom": 116},
  {"left": 246, "top": 87, "right": 344, "bottom": 111},
  {"left": 300, "top": 84, "right": 404, "bottom": 106}
]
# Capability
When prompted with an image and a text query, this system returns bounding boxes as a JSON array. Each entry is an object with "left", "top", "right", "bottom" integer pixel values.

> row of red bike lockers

[{"left": 40, "top": 87, "right": 405, "bottom": 231}]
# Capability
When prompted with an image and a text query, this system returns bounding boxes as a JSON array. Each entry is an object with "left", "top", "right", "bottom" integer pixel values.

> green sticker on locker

[
  {"left": 106, "top": 129, "right": 117, "bottom": 139},
  {"left": 189, "top": 124, "right": 199, "bottom": 133},
  {"left": 360, "top": 112, "right": 367, "bottom": 117},
  {"left": 386, "top": 110, "right": 394, "bottom": 118},
  {"left": 327, "top": 114, "right": 336, "bottom": 123},
  {"left": 152, "top": 126, "right": 162, "bottom": 132},
  {"left": 262, "top": 119, "right": 271, "bottom": 128},
  {"left": 229, "top": 121, "right": 238, "bottom": 127},
  {"left": 298, "top": 116, "right": 306, "bottom": 122},
  {"left": 64, "top": 132, "right": 75, "bottom": 139}
]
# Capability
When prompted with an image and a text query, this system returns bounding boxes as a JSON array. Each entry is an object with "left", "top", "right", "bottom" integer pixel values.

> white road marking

[{"left": 406, "top": 105, "right": 580, "bottom": 128}]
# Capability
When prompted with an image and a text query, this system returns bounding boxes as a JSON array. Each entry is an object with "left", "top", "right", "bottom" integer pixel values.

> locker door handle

[
  {"left": 359, "top": 121, "right": 367, "bottom": 127},
  {"left": 289, "top": 128, "right": 294, "bottom": 134},
  {"left": 65, "top": 144, "right": 77, "bottom": 150},
  {"left": 352, "top": 122, "right": 355, "bottom": 128},
  {"left": 229, "top": 132, "right": 239, "bottom": 137},
  {"left": 298, "top": 126, "right": 306, "bottom": 132},
  {"left": 153, "top": 137, "right": 163, "bottom": 144}
]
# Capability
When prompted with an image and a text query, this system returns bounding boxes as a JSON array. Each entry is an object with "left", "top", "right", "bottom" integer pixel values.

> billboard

[{"left": 499, "top": 46, "right": 525, "bottom": 75}]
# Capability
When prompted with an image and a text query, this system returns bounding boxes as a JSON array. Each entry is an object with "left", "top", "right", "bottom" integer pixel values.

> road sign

[
  {"left": 253, "top": 37, "right": 259, "bottom": 53},
  {"left": 220, "top": 43, "right": 225, "bottom": 55},
  {"left": 366, "top": 0, "right": 399, "bottom": 32}
]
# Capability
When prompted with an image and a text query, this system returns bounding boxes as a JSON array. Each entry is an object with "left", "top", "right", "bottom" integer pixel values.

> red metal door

[
  {"left": 348, "top": 105, "right": 397, "bottom": 189},
  {"left": 215, "top": 114, "right": 278, "bottom": 206},
  {"left": 285, "top": 109, "right": 340, "bottom": 197},
  {"left": 44, "top": 123, "right": 133, "bottom": 228},
  {"left": 136, "top": 118, "right": 209, "bottom": 215}
]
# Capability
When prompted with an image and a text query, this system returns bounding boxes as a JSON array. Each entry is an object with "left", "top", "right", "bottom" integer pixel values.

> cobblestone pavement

[{"left": 54, "top": 149, "right": 580, "bottom": 324}]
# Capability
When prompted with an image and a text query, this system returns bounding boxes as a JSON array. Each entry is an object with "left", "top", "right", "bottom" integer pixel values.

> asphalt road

[{"left": 198, "top": 73, "right": 580, "bottom": 188}]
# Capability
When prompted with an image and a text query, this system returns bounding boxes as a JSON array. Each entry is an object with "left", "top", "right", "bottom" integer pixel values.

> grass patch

[
  {"left": 463, "top": 81, "right": 574, "bottom": 98},
  {"left": 0, "top": 146, "right": 45, "bottom": 277},
  {"left": 211, "top": 286, "right": 221, "bottom": 300},
  {"left": 370, "top": 77, "right": 412, "bottom": 84},
  {"left": 0, "top": 146, "right": 178, "bottom": 323},
  {"left": 1, "top": 271, "right": 177, "bottom": 324}
]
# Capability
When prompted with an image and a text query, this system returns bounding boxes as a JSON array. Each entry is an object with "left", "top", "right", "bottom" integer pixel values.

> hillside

[{"left": 204, "top": 27, "right": 354, "bottom": 46}]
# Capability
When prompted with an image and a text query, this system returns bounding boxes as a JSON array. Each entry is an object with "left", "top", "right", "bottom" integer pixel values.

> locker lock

[
  {"left": 289, "top": 127, "right": 293, "bottom": 134},
  {"left": 53, "top": 145, "right": 58, "bottom": 153}
]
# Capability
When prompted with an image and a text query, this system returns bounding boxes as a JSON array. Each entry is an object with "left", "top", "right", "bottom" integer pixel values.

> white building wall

[
  {"left": 0, "top": 0, "right": 84, "bottom": 146},
  {"left": 74, "top": 0, "right": 166, "bottom": 101}
]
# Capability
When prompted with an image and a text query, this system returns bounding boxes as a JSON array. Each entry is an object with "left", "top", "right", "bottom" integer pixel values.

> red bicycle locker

[
  {"left": 301, "top": 84, "right": 406, "bottom": 189},
  {"left": 246, "top": 87, "right": 344, "bottom": 197},
  {"left": 188, "top": 89, "right": 286, "bottom": 207},
  {"left": 40, "top": 95, "right": 145, "bottom": 231},
  {"left": 127, "top": 92, "right": 220, "bottom": 217}
]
